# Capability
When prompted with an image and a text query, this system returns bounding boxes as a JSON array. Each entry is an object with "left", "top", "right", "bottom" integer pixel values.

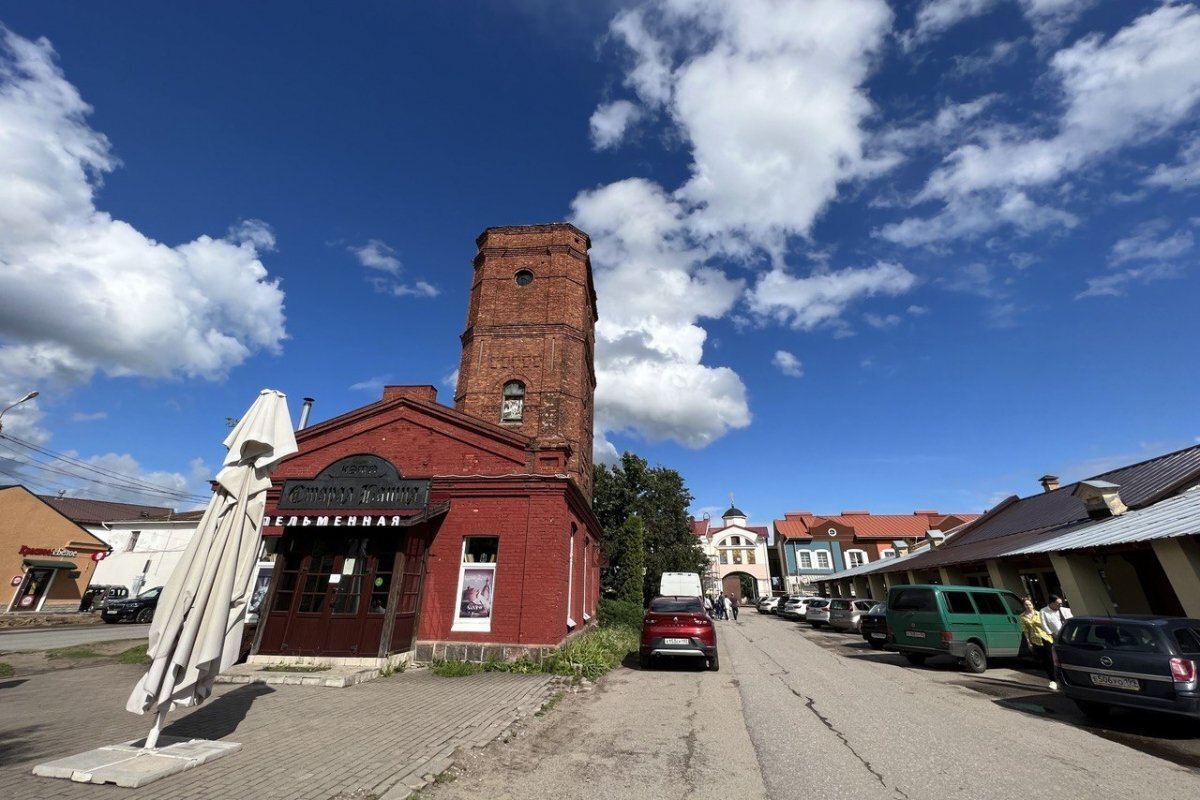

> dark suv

[
  {"left": 101, "top": 586, "right": 163, "bottom": 624},
  {"left": 1054, "top": 615, "right": 1200, "bottom": 720}
]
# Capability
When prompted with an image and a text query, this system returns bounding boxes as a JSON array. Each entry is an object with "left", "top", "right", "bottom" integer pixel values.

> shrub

[
  {"left": 598, "top": 598, "right": 642, "bottom": 630},
  {"left": 430, "top": 659, "right": 482, "bottom": 677},
  {"left": 0, "top": 662, "right": 14, "bottom": 678},
  {"left": 539, "top": 625, "right": 639, "bottom": 681}
]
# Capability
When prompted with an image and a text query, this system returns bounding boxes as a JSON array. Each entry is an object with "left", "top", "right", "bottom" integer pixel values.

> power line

[{"left": 0, "top": 433, "right": 210, "bottom": 504}]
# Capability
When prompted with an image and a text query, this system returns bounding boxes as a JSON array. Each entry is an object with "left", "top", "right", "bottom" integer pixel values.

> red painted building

[{"left": 253, "top": 224, "right": 602, "bottom": 665}]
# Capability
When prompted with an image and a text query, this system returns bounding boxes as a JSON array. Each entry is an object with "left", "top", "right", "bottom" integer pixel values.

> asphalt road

[
  {"left": 0, "top": 623, "right": 150, "bottom": 653},
  {"left": 427, "top": 612, "right": 1200, "bottom": 800}
]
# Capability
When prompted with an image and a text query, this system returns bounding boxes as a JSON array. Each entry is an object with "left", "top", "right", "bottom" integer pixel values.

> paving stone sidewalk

[{"left": 0, "top": 662, "right": 558, "bottom": 799}]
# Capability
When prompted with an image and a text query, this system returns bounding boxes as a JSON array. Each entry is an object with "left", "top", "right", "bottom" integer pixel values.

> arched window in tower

[{"left": 501, "top": 380, "right": 525, "bottom": 422}]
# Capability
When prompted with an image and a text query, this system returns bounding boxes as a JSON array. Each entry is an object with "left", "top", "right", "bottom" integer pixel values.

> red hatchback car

[{"left": 639, "top": 595, "right": 719, "bottom": 671}]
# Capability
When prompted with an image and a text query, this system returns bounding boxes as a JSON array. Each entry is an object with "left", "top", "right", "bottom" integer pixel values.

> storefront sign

[
  {"left": 278, "top": 454, "right": 430, "bottom": 510},
  {"left": 262, "top": 514, "right": 424, "bottom": 528},
  {"left": 19, "top": 545, "right": 78, "bottom": 557}
]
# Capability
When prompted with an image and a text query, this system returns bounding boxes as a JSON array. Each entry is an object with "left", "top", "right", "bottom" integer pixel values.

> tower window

[
  {"left": 514, "top": 269, "right": 534, "bottom": 286},
  {"left": 501, "top": 381, "right": 525, "bottom": 422}
]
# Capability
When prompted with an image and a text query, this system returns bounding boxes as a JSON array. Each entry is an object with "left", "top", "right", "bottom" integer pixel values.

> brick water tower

[{"left": 454, "top": 224, "right": 598, "bottom": 498}]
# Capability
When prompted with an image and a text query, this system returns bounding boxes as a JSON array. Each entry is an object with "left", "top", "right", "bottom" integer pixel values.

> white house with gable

[{"left": 689, "top": 503, "right": 771, "bottom": 602}]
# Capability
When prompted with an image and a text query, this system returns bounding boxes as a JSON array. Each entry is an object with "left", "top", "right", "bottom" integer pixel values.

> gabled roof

[
  {"left": 689, "top": 517, "right": 710, "bottom": 537},
  {"left": 773, "top": 510, "right": 979, "bottom": 540},
  {"left": 39, "top": 495, "right": 174, "bottom": 525},
  {"left": 711, "top": 523, "right": 769, "bottom": 539}
]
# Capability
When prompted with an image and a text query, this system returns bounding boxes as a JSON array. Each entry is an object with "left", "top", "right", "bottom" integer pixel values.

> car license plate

[
  {"left": 664, "top": 637, "right": 690, "bottom": 645},
  {"left": 871, "top": 633, "right": 886, "bottom": 639},
  {"left": 906, "top": 630, "right": 926, "bottom": 639},
  {"left": 1090, "top": 674, "right": 1139, "bottom": 691}
]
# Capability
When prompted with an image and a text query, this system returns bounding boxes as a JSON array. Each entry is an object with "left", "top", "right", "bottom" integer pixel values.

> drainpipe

[{"left": 297, "top": 397, "right": 315, "bottom": 431}]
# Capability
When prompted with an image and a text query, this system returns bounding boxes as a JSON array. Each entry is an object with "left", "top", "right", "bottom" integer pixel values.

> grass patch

[
  {"left": 259, "top": 664, "right": 330, "bottom": 673},
  {"left": 115, "top": 646, "right": 153, "bottom": 665},
  {"left": 0, "top": 662, "right": 14, "bottom": 678},
  {"left": 430, "top": 659, "right": 483, "bottom": 677},
  {"left": 534, "top": 691, "right": 564, "bottom": 717},
  {"left": 432, "top": 770, "right": 456, "bottom": 785},
  {"left": 46, "top": 644, "right": 104, "bottom": 660}
]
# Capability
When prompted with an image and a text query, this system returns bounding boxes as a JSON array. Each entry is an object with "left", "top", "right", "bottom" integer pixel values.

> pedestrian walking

[
  {"left": 704, "top": 595, "right": 713, "bottom": 616},
  {"left": 1020, "top": 598, "right": 1057, "bottom": 690},
  {"left": 1040, "top": 594, "right": 1073, "bottom": 638},
  {"left": 730, "top": 593, "right": 739, "bottom": 620},
  {"left": 722, "top": 593, "right": 733, "bottom": 620}
]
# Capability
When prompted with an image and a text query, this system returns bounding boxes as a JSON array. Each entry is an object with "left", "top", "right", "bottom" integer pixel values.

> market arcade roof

[{"left": 841, "top": 443, "right": 1200, "bottom": 577}]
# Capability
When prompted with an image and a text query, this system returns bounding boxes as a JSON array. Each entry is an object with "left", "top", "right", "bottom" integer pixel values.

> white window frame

[
  {"left": 582, "top": 537, "right": 591, "bottom": 621},
  {"left": 880, "top": 548, "right": 897, "bottom": 559},
  {"left": 845, "top": 549, "right": 868, "bottom": 569},
  {"left": 566, "top": 528, "right": 576, "bottom": 629},
  {"left": 813, "top": 550, "right": 832, "bottom": 570},
  {"left": 452, "top": 536, "right": 498, "bottom": 633},
  {"left": 797, "top": 550, "right": 813, "bottom": 570}
]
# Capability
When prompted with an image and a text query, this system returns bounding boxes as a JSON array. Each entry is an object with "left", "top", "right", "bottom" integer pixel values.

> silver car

[
  {"left": 803, "top": 598, "right": 831, "bottom": 627},
  {"left": 781, "top": 596, "right": 821, "bottom": 620},
  {"left": 829, "top": 599, "right": 877, "bottom": 632}
]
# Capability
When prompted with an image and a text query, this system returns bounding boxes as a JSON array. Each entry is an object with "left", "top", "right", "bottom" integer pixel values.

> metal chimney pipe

[{"left": 297, "top": 397, "right": 315, "bottom": 430}]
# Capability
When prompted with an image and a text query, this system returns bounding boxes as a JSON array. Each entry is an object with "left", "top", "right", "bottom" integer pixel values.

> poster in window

[{"left": 459, "top": 567, "right": 494, "bottom": 619}]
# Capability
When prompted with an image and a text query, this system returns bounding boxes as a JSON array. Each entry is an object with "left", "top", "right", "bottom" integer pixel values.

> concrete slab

[
  {"left": 214, "top": 662, "right": 380, "bottom": 687},
  {"left": 32, "top": 737, "right": 241, "bottom": 788}
]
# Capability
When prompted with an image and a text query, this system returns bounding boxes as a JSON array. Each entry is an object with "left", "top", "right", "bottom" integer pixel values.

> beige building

[
  {"left": 690, "top": 505, "right": 771, "bottom": 602},
  {"left": 1, "top": 486, "right": 108, "bottom": 612}
]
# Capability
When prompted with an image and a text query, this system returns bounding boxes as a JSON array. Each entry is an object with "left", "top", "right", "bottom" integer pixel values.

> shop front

[
  {"left": 1, "top": 486, "right": 109, "bottom": 613},
  {"left": 254, "top": 454, "right": 447, "bottom": 660}
]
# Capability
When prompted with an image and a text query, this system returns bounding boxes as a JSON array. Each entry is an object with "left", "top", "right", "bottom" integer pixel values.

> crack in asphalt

[
  {"left": 678, "top": 679, "right": 702, "bottom": 800},
  {"left": 790, "top": 686, "right": 910, "bottom": 800}
]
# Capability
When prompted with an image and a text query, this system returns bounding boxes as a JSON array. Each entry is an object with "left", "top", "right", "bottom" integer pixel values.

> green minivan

[{"left": 886, "top": 584, "right": 1025, "bottom": 673}]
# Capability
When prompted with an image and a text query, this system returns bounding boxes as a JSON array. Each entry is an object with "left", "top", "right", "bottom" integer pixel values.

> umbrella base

[{"left": 32, "top": 737, "right": 242, "bottom": 788}]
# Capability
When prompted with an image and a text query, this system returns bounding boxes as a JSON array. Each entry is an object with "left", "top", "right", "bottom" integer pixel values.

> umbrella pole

[{"left": 144, "top": 707, "right": 169, "bottom": 750}]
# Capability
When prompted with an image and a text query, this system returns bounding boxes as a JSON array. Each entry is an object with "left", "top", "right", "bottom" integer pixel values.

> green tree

[
  {"left": 593, "top": 452, "right": 708, "bottom": 604},
  {"left": 615, "top": 514, "right": 645, "bottom": 605}
]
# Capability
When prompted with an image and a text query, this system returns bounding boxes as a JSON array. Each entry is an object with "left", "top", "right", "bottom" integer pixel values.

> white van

[{"left": 659, "top": 572, "right": 703, "bottom": 598}]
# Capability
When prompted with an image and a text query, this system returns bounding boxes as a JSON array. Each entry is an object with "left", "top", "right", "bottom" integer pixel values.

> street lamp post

[{"left": 0, "top": 390, "right": 39, "bottom": 433}]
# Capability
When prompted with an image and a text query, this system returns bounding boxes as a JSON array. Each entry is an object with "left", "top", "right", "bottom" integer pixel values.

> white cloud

[
  {"left": 878, "top": 95, "right": 997, "bottom": 153},
  {"left": 590, "top": 99, "right": 642, "bottom": 149},
  {"left": 351, "top": 238, "right": 440, "bottom": 298},
  {"left": 865, "top": 312, "right": 902, "bottom": 329},
  {"left": 747, "top": 261, "right": 917, "bottom": 331},
  {"left": 951, "top": 39, "right": 1023, "bottom": 77},
  {"left": 907, "top": 304, "right": 930, "bottom": 316},
  {"left": 1108, "top": 222, "right": 1194, "bottom": 266},
  {"left": 903, "top": 0, "right": 1001, "bottom": 50},
  {"left": 1146, "top": 136, "right": 1200, "bottom": 191},
  {"left": 349, "top": 375, "right": 390, "bottom": 393},
  {"left": 352, "top": 239, "right": 402, "bottom": 274},
  {"left": 772, "top": 350, "right": 804, "bottom": 377},
  {"left": 1076, "top": 263, "right": 1183, "bottom": 299},
  {"left": 885, "top": 4, "right": 1200, "bottom": 245},
  {"left": 0, "top": 29, "right": 287, "bottom": 426},
  {"left": 70, "top": 411, "right": 108, "bottom": 422},
  {"left": 1017, "top": 0, "right": 1094, "bottom": 43},
  {"left": 576, "top": 1, "right": 902, "bottom": 451}
]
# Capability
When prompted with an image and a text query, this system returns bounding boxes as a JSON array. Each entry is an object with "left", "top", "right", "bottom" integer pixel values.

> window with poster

[{"left": 453, "top": 536, "right": 498, "bottom": 632}]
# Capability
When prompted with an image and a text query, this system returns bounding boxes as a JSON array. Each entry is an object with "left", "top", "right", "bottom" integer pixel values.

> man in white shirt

[{"left": 1040, "top": 594, "right": 1073, "bottom": 637}]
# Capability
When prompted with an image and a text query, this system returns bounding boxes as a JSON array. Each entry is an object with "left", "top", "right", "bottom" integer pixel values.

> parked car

[
  {"left": 101, "top": 586, "right": 163, "bottom": 624},
  {"left": 758, "top": 596, "right": 782, "bottom": 614},
  {"left": 639, "top": 595, "right": 719, "bottom": 671},
  {"left": 804, "top": 598, "right": 832, "bottom": 627},
  {"left": 781, "top": 596, "right": 822, "bottom": 620},
  {"left": 860, "top": 602, "right": 888, "bottom": 648},
  {"left": 1054, "top": 615, "right": 1200, "bottom": 721},
  {"left": 830, "top": 599, "right": 877, "bottom": 633},
  {"left": 886, "top": 584, "right": 1024, "bottom": 673},
  {"left": 83, "top": 585, "right": 128, "bottom": 613}
]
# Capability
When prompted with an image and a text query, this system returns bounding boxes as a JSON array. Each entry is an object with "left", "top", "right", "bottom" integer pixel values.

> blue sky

[{"left": 0, "top": 1, "right": 1197, "bottom": 524}]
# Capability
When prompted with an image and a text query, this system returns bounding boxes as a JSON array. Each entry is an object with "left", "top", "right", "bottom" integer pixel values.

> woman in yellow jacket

[{"left": 1020, "top": 598, "right": 1057, "bottom": 690}]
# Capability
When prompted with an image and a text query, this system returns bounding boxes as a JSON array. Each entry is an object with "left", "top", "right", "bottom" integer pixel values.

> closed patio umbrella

[{"left": 127, "top": 389, "right": 297, "bottom": 748}]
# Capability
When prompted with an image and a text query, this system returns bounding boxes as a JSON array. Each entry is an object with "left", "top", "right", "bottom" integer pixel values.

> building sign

[
  {"left": 262, "top": 514, "right": 425, "bottom": 528},
  {"left": 278, "top": 454, "right": 430, "bottom": 510},
  {"left": 19, "top": 545, "right": 78, "bottom": 557}
]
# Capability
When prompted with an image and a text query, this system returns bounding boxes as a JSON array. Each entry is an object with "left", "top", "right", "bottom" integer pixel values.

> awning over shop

[{"left": 23, "top": 558, "right": 78, "bottom": 570}]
